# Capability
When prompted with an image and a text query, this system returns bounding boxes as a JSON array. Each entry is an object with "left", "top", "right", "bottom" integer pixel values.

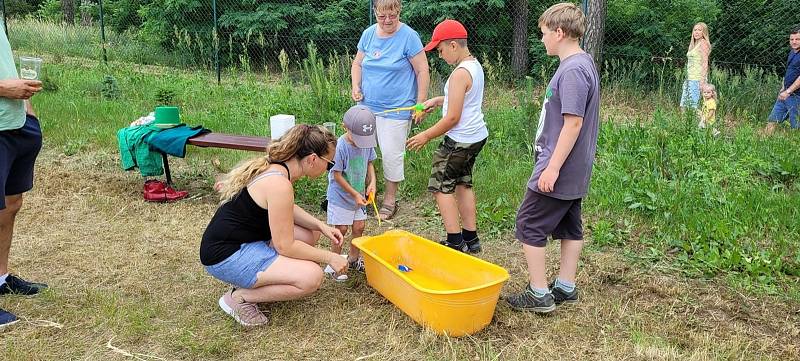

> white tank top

[{"left": 442, "top": 59, "right": 489, "bottom": 143}]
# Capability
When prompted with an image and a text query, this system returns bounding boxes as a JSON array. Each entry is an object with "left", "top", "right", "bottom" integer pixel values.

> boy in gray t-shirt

[{"left": 507, "top": 3, "right": 600, "bottom": 313}]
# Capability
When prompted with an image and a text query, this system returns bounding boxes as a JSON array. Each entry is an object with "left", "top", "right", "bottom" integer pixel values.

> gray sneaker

[
  {"left": 549, "top": 281, "right": 579, "bottom": 305},
  {"left": 218, "top": 289, "right": 268, "bottom": 327},
  {"left": 506, "top": 285, "right": 556, "bottom": 313}
]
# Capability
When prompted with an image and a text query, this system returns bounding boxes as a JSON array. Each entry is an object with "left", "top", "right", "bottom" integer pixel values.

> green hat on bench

[{"left": 152, "top": 106, "right": 181, "bottom": 129}]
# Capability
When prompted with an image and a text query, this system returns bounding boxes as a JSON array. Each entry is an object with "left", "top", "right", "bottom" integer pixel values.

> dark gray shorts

[
  {"left": 515, "top": 189, "right": 583, "bottom": 247},
  {"left": 1, "top": 115, "right": 42, "bottom": 210}
]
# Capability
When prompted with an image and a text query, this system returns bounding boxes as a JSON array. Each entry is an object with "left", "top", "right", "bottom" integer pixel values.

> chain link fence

[{"left": 2, "top": 0, "right": 799, "bottom": 86}]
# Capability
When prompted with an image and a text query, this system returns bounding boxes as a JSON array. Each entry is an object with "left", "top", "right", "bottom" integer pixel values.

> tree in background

[
  {"left": 583, "top": 0, "right": 606, "bottom": 69},
  {"left": 61, "top": 0, "right": 76, "bottom": 25},
  {"left": 510, "top": 0, "right": 528, "bottom": 78}
]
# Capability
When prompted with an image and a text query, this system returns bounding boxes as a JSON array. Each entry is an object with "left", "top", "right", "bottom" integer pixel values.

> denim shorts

[
  {"left": 327, "top": 202, "right": 367, "bottom": 226},
  {"left": 204, "top": 241, "right": 279, "bottom": 289},
  {"left": 767, "top": 94, "right": 799, "bottom": 129},
  {"left": 680, "top": 80, "right": 701, "bottom": 109}
]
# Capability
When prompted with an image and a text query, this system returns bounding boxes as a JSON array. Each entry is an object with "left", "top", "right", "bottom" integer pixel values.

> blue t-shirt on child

[
  {"left": 327, "top": 136, "right": 377, "bottom": 210},
  {"left": 357, "top": 23, "right": 424, "bottom": 120}
]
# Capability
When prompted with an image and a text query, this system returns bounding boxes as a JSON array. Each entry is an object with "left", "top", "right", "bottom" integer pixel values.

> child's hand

[
  {"left": 366, "top": 186, "right": 377, "bottom": 202},
  {"left": 354, "top": 193, "right": 369, "bottom": 206},
  {"left": 406, "top": 132, "right": 431, "bottom": 151},
  {"left": 538, "top": 167, "right": 560, "bottom": 193}
]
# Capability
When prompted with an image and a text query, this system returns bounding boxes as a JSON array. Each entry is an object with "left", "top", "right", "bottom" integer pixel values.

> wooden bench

[{"left": 161, "top": 132, "right": 271, "bottom": 185}]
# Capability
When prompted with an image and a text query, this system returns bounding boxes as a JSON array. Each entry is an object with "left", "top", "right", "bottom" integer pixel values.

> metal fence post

[
  {"left": 369, "top": 0, "right": 373, "bottom": 25},
  {"left": 212, "top": 0, "right": 220, "bottom": 85},
  {"left": 99, "top": 0, "right": 108, "bottom": 64}
]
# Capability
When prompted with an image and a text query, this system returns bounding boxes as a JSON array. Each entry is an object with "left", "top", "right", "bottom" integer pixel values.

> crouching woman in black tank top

[{"left": 200, "top": 124, "right": 347, "bottom": 326}]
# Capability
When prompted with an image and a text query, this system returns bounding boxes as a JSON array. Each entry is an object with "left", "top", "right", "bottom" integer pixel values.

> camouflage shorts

[{"left": 427, "top": 136, "right": 487, "bottom": 194}]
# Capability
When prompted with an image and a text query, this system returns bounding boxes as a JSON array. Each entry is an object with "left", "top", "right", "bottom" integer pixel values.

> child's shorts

[
  {"left": 427, "top": 136, "right": 486, "bottom": 194},
  {"left": 204, "top": 241, "right": 279, "bottom": 289},
  {"left": 327, "top": 201, "right": 367, "bottom": 226},
  {"left": 515, "top": 189, "right": 583, "bottom": 247}
]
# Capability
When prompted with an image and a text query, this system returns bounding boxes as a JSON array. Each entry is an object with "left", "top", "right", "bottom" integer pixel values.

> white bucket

[{"left": 269, "top": 114, "right": 295, "bottom": 139}]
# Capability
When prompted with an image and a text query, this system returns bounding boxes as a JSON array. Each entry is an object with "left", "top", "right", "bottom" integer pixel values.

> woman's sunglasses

[{"left": 318, "top": 155, "right": 336, "bottom": 171}]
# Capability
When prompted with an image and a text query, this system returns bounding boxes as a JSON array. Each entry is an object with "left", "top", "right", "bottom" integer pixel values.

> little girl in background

[{"left": 698, "top": 83, "right": 720, "bottom": 135}]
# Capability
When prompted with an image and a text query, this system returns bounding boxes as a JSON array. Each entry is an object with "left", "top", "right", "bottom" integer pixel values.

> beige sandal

[{"left": 378, "top": 201, "right": 399, "bottom": 221}]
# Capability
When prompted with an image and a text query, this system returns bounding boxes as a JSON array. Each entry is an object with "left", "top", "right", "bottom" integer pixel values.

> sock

[
  {"left": 529, "top": 283, "right": 550, "bottom": 297},
  {"left": 0, "top": 273, "right": 8, "bottom": 286},
  {"left": 555, "top": 278, "right": 576, "bottom": 293},
  {"left": 446, "top": 232, "right": 463, "bottom": 245},
  {"left": 462, "top": 228, "right": 478, "bottom": 243}
]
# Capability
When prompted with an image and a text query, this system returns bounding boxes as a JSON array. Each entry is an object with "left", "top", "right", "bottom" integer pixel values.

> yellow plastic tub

[{"left": 352, "top": 229, "right": 509, "bottom": 336}]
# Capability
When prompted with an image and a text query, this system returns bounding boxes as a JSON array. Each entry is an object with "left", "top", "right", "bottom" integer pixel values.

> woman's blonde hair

[
  {"left": 217, "top": 124, "right": 336, "bottom": 202},
  {"left": 538, "top": 2, "right": 586, "bottom": 40},
  {"left": 374, "top": 0, "right": 401, "bottom": 14},
  {"left": 689, "top": 22, "right": 711, "bottom": 51}
]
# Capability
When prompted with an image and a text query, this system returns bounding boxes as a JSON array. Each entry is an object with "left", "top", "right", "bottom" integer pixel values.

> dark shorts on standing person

[
  {"left": 427, "top": 136, "right": 486, "bottom": 194},
  {"left": 0, "top": 115, "right": 43, "bottom": 210},
  {"left": 515, "top": 188, "right": 583, "bottom": 247}
]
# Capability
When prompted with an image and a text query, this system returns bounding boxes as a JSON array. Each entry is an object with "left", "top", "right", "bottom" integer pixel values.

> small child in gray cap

[{"left": 323, "top": 105, "right": 378, "bottom": 281}]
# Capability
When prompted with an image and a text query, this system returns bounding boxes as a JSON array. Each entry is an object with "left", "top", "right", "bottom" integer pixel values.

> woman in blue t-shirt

[{"left": 351, "top": 0, "right": 429, "bottom": 220}]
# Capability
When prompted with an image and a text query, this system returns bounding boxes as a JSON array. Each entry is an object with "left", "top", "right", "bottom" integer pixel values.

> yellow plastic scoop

[{"left": 368, "top": 191, "right": 381, "bottom": 227}]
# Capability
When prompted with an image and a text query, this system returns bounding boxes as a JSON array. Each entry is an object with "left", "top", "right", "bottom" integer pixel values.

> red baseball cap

[{"left": 423, "top": 19, "right": 468, "bottom": 52}]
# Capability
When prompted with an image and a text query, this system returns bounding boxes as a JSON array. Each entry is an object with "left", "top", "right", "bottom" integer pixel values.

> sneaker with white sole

[
  {"left": 324, "top": 264, "right": 349, "bottom": 282},
  {"left": 218, "top": 289, "right": 268, "bottom": 327},
  {"left": 0, "top": 308, "right": 19, "bottom": 329}
]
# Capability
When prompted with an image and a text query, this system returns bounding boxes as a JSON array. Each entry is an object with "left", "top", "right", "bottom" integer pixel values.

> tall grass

[
  {"left": 7, "top": 18, "right": 200, "bottom": 66},
  {"left": 25, "top": 40, "right": 800, "bottom": 292}
]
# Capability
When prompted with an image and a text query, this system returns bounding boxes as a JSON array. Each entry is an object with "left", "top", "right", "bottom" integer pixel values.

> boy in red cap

[{"left": 407, "top": 19, "right": 488, "bottom": 253}]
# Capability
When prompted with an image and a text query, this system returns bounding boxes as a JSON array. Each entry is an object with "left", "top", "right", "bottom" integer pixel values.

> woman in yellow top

[{"left": 680, "top": 22, "right": 712, "bottom": 111}]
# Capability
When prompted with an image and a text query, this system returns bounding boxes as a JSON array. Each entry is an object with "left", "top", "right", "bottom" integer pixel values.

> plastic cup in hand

[
  {"left": 323, "top": 122, "right": 336, "bottom": 136},
  {"left": 19, "top": 56, "right": 43, "bottom": 80}
]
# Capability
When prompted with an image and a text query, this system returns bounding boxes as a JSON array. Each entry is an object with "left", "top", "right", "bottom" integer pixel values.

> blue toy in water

[{"left": 398, "top": 264, "right": 412, "bottom": 272}]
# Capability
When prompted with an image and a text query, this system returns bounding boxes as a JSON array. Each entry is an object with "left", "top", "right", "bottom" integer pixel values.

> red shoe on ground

[{"left": 143, "top": 180, "right": 189, "bottom": 202}]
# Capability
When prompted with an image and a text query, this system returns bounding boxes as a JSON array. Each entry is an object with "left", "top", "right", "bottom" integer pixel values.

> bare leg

[
  {"left": 523, "top": 243, "right": 548, "bottom": 290},
  {"left": 455, "top": 185, "right": 477, "bottom": 231},
  {"left": 433, "top": 192, "right": 461, "bottom": 234},
  {"left": 24, "top": 100, "right": 35, "bottom": 117},
  {"left": 558, "top": 239, "right": 584, "bottom": 284},
  {"left": 380, "top": 180, "right": 400, "bottom": 220},
  {"left": 331, "top": 225, "right": 349, "bottom": 255},
  {"left": 763, "top": 122, "right": 777, "bottom": 136},
  {"left": 233, "top": 256, "right": 324, "bottom": 303},
  {"left": 348, "top": 220, "right": 365, "bottom": 261},
  {"left": 0, "top": 195, "right": 23, "bottom": 275},
  {"left": 230, "top": 224, "right": 325, "bottom": 303}
]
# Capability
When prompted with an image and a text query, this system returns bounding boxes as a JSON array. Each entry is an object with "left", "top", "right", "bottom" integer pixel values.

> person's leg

[
  {"left": 293, "top": 225, "right": 321, "bottom": 246},
  {"left": 375, "top": 116, "right": 410, "bottom": 218},
  {"left": 455, "top": 185, "right": 477, "bottom": 231},
  {"left": 0, "top": 195, "right": 23, "bottom": 276},
  {"left": 434, "top": 192, "right": 461, "bottom": 234},
  {"left": 522, "top": 243, "right": 548, "bottom": 290},
  {"left": 764, "top": 99, "right": 787, "bottom": 135},
  {"left": 348, "top": 220, "right": 365, "bottom": 261},
  {"left": 233, "top": 256, "right": 324, "bottom": 303},
  {"left": 331, "top": 225, "right": 349, "bottom": 255},
  {"left": 788, "top": 95, "right": 799, "bottom": 129}
]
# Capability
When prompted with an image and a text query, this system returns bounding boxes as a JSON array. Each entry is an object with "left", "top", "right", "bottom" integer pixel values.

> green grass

[{"left": 20, "top": 51, "right": 800, "bottom": 297}]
